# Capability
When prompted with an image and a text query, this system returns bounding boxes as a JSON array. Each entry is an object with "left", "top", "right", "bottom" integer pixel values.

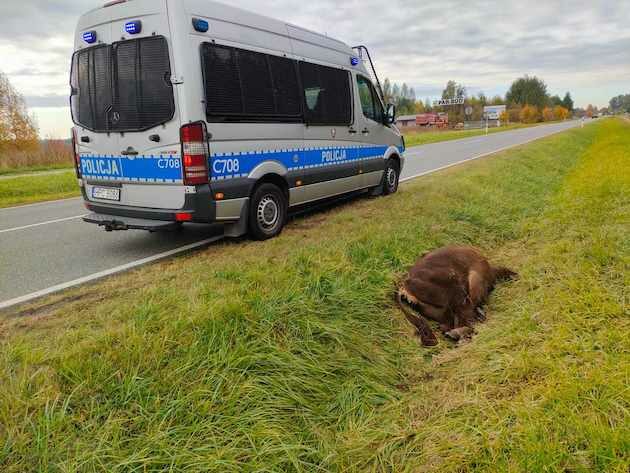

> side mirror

[{"left": 385, "top": 103, "right": 396, "bottom": 125}]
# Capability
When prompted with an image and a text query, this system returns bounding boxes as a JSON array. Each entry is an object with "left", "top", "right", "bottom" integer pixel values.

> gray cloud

[
  {"left": 1, "top": 0, "right": 629, "bottom": 113},
  {"left": 24, "top": 95, "right": 68, "bottom": 107}
]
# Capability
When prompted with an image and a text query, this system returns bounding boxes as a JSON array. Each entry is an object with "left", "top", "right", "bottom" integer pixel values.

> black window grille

[
  {"left": 70, "top": 36, "right": 174, "bottom": 132},
  {"left": 201, "top": 43, "right": 301, "bottom": 122}
]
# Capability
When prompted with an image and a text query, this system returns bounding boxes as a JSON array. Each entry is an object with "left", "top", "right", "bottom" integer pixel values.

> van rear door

[{"left": 72, "top": 0, "right": 184, "bottom": 210}]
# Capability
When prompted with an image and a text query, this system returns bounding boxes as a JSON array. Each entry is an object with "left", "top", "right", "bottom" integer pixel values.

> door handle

[
  {"left": 348, "top": 127, "right": 358, "bottom": 134},
  {"left": 361, "top": 128, "right": 370, "bottom": 134},
  {"left": 121, "top": 146, "right": 138, "bottom": 156}
]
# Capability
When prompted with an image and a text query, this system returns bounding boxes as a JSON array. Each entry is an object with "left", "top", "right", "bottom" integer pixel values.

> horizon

[{"left": 1, "top": 0, "right": 627, "bottom": 138}]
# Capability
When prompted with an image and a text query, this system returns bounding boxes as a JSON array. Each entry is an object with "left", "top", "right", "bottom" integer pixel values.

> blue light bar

[
  {"left": 350, "top": 56, "right": 359, "bottom": 66},
  {"left": 82, "top": 31, "right": 97, "bottom": 44},
  {"left": 124, "top": 20, "right": 142, "bottom": 34},
  {"left": 192, "top": 18, "right": 209, "bottom": 33}
]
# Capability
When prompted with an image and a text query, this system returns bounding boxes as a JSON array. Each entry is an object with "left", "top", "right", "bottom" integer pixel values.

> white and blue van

[{"left": 71, "top": 0, "right": 405, "bottom": 239}]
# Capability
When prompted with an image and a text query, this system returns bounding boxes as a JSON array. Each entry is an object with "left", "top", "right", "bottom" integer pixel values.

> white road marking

[
  {"left": 0, "top": 235, "right": 223, "bottom": 311},
  {"left": 0, "top": 214, "right": 88, "bottom": 234}
]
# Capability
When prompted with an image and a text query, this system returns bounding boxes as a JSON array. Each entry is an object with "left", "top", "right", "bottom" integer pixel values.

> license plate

[{"left": 92, "top": 186, "right": 120, "bottom": 201}]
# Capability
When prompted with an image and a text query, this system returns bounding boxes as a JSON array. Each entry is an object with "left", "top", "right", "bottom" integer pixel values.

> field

[
  {"left": 0, "top": 170, "right": 78, "bottom": 208},
  {"left": 0, "top": 119, "right": 628, "bottom": 472}
]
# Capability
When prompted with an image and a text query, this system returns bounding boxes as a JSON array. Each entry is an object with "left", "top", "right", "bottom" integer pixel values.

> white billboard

[{"left": 483, "top": 105, "right": 506, "bottom": 120}]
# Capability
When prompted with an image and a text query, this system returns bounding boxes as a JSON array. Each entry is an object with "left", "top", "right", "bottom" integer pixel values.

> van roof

[{"left": 78, "top": 0, "right": 366, "bottom": 72}]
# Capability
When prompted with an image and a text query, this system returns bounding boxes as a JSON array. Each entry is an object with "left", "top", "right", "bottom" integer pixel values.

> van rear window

[
  {"left": 201, "top": 43, "right": 302, "bottom": 122},
  {"left": 70, "top": 36, "right": 174, "bottom": 132}
]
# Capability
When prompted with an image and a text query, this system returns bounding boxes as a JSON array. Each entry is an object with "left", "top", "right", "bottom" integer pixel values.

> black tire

[
  {"left": 248, "top": 183, "right": 287, "bottom": 240},
  {"left": 382, "top": 159, "right": 400, "bottom": 195}
]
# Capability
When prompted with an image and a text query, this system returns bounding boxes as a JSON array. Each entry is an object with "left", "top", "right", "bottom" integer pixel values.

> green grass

[
  {"left": 403, "top": 121, "right": 565, "bottom": 147},
  {"left": 0, "top": 119, "right": 628, "bottom": 472},
  {"left": 0, "top": 163, "right": 73, "bottom": 177},
  {"left": 0, "top": 170, "right": 79, "bottom": 208}
]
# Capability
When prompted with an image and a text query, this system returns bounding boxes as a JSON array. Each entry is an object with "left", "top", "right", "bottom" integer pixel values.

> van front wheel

[
  {"left": 248, "top": 183, "right": 287, "bottom": 240},
  {"left": 383, "top": 159, "right": 400, "bottom": 195}
]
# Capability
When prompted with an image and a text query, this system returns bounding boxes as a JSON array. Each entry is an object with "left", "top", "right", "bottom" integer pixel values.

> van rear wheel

[{"left": 248, "top": 183, "right": 287, "bottom": 240}]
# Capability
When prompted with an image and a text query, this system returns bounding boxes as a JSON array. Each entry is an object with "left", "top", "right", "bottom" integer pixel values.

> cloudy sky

[{"left": 1, "top": 0, "right": 628, "bottom": 138}]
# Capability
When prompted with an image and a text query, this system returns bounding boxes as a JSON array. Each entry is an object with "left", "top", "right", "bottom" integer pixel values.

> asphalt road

[{"left": 0, "top": 120, "right": 583, "bottom": 308}]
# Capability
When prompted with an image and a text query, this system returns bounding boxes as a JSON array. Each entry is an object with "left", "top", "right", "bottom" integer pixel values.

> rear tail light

[
  {"left": 71, "top": 128, "right": 81, "bottom": 178},
  {"left": 175, "top": 212, "right": 193, "bottom": 222},
  {"left": 180, "top": 122, "right": 209, "bottom": 185}
]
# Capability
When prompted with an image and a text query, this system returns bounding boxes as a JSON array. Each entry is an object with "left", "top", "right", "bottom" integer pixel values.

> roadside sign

[{"left": 433, "top": 98, "right": 465, "bottom": 106}]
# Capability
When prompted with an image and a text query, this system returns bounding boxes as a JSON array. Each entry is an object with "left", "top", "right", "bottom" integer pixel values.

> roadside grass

[
  {"left": 0, "top": 164, "right": 73, "bottom": 177},
  {"left": 0, "top": 170, "right": 79, "bottom": 208},
  {"left": 0, "top": 120, "right": 628, "bottom": 471},
  {"left": 403, "top": 121, "right": 568, "bottom": 147}
]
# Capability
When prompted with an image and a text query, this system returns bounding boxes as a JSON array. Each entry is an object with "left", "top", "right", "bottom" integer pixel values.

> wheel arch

[{"left": 252, "top": 173, "right": 290, "bottom": 201}]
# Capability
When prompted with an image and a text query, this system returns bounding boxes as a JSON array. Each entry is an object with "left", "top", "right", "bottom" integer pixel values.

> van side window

[
  {"left": 201, "top": 43, "right": 301, "bottom": 121},
  {"left": 299, "top": 62, "right": 351, "bottom": 125},
  {"left": 357, "top": 75, "right": 383, "bottom": 123}
]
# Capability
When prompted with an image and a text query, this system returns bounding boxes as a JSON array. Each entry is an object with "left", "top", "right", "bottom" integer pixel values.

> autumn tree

[
  {"left": 0, "top": 71, "right": 38, "bottom": 152},
  {"left": 542, "top": 106, "right": 554, "bottom": 122},
  {"left": 554, "top": 105, "right": 569, "bottom": 120},
  {"left": 520, "top": 105, "right": 540, "bottom": 123}
]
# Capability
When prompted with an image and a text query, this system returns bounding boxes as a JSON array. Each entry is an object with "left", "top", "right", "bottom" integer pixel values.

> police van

[{"left": 71, "top": 0, "right": 405, "bottom": 239}]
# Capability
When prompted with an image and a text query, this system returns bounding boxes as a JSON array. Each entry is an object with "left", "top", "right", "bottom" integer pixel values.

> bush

[
  {"left": 542, "top": 107, "right": 555, "bottom": 122},
  {"left": 554, "top": 105, "right": 569, "bottom": 120},
  {"left": 0, "top": 140, "right": 73, "bottom": 173},
  {"left": 520, "top": 105, "right": 540, "bottom": 123}
]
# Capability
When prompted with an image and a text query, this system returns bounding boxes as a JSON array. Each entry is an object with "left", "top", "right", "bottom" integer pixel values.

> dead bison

[{"left": 397, "top": 245, "right": 517, "bottom": 346}]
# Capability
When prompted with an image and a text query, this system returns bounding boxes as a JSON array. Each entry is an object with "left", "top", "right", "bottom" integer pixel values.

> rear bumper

[
  {"left": 83, "top": 213, "right": 181, "bottom": 231},
  {"left": 81, "top": 184, "right": 248, "bottom": 230}
]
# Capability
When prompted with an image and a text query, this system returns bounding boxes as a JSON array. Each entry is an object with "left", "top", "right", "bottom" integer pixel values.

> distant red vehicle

[{"left": 416, "top": 113, "right": 449, "bottom": 128}]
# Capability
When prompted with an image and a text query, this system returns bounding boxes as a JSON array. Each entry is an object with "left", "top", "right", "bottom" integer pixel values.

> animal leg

[{"left": 397, "top": 293, "right": 439, "bottom": 346}]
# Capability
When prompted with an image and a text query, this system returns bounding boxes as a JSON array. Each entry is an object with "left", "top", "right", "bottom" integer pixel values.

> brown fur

[{"left": 397, "top": 245, "right": 517, "bottom": 346}]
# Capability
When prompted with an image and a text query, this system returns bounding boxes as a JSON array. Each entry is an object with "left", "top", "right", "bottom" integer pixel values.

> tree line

[
  {"left": 383, "top": 74, "right": 575, "bottom": 124},
  {"left": 608, "top": 94, "right": 630, "bottom": 114}
]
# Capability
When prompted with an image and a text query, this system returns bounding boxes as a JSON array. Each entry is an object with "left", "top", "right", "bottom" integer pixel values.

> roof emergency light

[
  {"left": 82, "top": 31, "right": 97, "bottom": 44},
  {"left": 192, "top": 18, "right": 209, "bottom": 32},
  {"left": 125, "top": 20, "right": 142, "bottom": 34}
]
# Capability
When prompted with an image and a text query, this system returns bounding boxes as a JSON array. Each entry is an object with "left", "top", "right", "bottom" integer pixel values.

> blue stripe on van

[
  {"left": 79, "top": 144, "right": 400, "bottom": 183},
  {"left": 79, "top": 155, "right": 183, "bottom": 183},
  {"left": 209, "top": 144, "right": 389, "bottom": 181}
]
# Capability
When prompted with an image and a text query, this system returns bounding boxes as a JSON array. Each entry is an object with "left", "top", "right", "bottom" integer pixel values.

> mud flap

[{"left": 223, "top": 201, "right": 249, "bottom": 238}]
